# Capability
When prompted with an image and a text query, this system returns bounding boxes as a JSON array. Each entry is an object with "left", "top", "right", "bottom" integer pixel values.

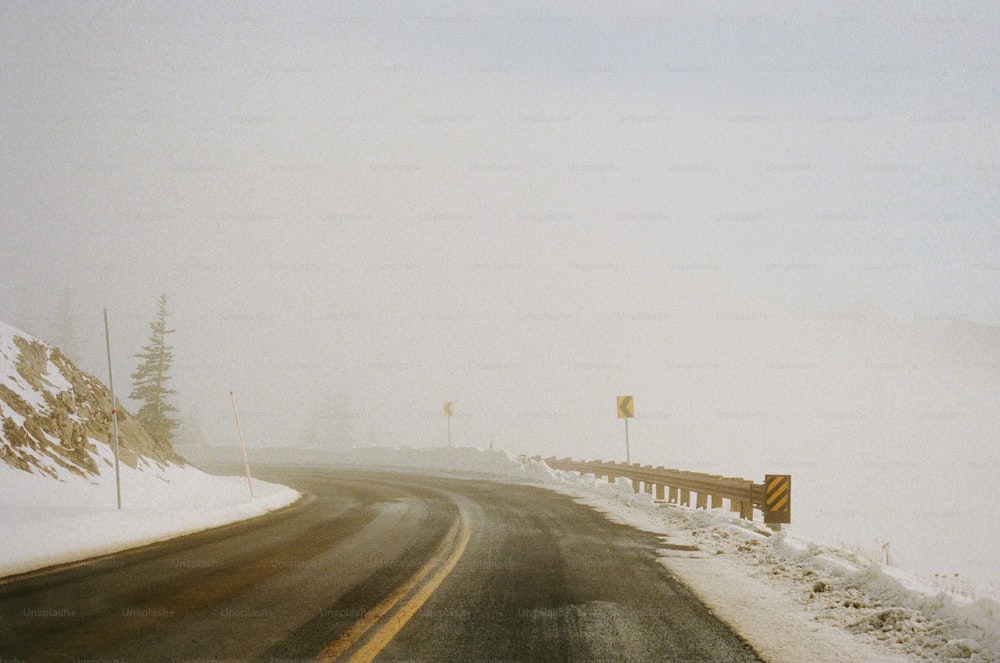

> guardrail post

[
  {"left": 740, "top": 481, "right": 754, "bottom": 520},
  {"left": 608, "top": 461, "right": 620, "bottom": 485}
]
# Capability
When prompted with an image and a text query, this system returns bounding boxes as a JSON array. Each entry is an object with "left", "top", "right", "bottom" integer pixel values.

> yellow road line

[{"left": 316, "top": 503, "right": 471, "bottom": 662}]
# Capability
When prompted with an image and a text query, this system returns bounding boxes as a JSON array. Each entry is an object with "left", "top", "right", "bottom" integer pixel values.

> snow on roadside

[
  {"left": 543, "top": 469, "right": 1000, "bottom": 663},
  {"left": 0, "top": 450, "right": 301, "bottom": 579}
]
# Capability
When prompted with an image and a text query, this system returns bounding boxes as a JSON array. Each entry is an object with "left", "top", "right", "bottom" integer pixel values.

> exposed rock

[
  {"left": 13, "top": 335, "right": 48, "bottom": 391},
  {"left": 1, "top": 321, "right": 186, "bottom": 479},
  {"left": 0, "top": 384, "right": 31, "bottom": 420}
]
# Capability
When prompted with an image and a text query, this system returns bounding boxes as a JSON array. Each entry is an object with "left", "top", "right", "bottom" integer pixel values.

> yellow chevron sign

[
  {"left": 764, "top": 474, "right": 791, "bottom": 524},
  {"left": 617, "top": 395, "right": 634, "bottom": 419},
  {"left": 443, "top": 401, "right": 454, "bottom": 416}
]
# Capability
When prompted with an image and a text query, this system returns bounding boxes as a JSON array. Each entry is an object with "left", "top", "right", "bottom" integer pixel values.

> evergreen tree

[{"left": 129, "top": 293, "right": 179, "bottom": 444}]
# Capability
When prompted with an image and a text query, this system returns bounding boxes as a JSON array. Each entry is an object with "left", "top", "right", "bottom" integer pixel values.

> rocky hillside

[{"left": 0, "top": 321, "right": 184, "bottom": 479}]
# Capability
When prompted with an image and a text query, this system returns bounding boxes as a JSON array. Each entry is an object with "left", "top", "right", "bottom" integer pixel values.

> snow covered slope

[
  {"left": 0, "top": 320, "right": 181, "bottom": 477},
  {"left": 0, "top": 321, "right": 300, "bottom": 577}
]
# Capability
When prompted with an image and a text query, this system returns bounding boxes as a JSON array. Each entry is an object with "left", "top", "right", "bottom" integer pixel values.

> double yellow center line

[{"left": 317, "top": 502, "right": 471, "bottom": 662}]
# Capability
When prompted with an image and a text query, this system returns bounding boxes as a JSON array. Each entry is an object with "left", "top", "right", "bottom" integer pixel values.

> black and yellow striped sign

[{"left": 764, "top": 474, "right": 791, "bottom": 524}]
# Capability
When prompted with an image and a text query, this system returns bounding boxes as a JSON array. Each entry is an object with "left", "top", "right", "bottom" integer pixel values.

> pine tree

[{"left": 129, "top": 293, "right": 179, "bottom": 444}]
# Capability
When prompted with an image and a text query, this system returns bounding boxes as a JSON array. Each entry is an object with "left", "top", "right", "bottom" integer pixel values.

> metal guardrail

[{"left": 537, "top": 457, "right": 790, "bottom": 526}]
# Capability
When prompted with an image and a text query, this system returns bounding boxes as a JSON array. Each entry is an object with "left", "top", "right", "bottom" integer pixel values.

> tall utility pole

[{"left": 104, "top": 309, "right": 122, "bottom": 509}]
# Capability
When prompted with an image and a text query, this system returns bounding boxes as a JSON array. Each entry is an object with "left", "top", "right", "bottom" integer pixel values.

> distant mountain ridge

[{"left": 0, "top": 321, "right": 184, "bottom": 479}]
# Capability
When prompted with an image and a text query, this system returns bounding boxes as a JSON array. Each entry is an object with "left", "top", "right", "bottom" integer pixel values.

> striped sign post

[{"left": 764, "top": 474, "right": 791, "bottom": 526}]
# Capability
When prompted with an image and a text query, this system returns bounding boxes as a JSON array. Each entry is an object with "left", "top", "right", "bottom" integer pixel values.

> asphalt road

[{"left": 0, "top": 467, "right": 764, "bottom": 662}]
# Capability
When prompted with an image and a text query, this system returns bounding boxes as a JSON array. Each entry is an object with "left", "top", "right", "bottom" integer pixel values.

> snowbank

[
  {"left": 0, "top": 450, "right": 301, "bottom": 578},
  {"left": 545, "top": 468, "right": 1000, "bottom": 663}
]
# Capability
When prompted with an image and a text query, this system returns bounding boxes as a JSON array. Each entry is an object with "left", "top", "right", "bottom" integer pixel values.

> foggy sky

[{"left": 2, "top": 2, "right": 998, "bottom": 458}]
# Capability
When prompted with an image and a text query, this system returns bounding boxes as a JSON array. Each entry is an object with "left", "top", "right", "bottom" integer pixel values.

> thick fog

[{"left": 2, "top": 3, "right": 998, "bottom": 468}]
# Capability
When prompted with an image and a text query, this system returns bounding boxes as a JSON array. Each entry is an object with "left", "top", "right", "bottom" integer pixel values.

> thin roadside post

[
  {"left": 625, "top": 417, "right": 630, "bottom": 465},
  {"left": 230, "top": 391, "right": 254, "bottom": 498},
  {"left": 443, "top": 401, "right": 454, "bottom": 447},
  {"left": 103, "top": 309, "right": 122, "bottom": 510},
  {"left": 617, "top": 395, "right": 634, "bottom": 465}
]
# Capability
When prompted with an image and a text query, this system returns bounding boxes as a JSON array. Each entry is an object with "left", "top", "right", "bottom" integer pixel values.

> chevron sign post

[
  {"left": 443, "top": 401, "right": 454, "bottom": 446},
  {"left": 617, "top": 395, "right": 634, "bottom": 464}
]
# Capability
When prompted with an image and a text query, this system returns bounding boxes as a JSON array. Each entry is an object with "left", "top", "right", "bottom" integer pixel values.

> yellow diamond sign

[{"left": 443, "top": 401, "right": 455, "bottom": 416}]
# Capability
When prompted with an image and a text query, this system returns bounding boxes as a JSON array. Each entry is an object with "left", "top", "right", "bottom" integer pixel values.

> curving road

[{"left": 0, "top": 467, "right": 763, "bottom": 662}]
